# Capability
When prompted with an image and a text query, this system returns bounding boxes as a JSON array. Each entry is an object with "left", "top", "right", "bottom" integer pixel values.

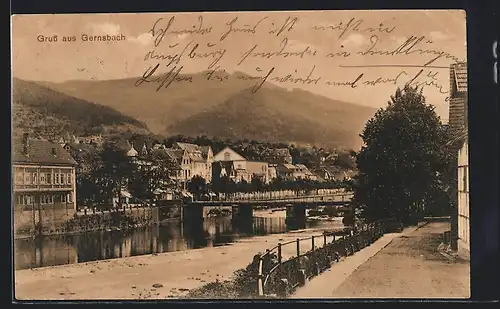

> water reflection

[{"left": 14, "top": 216, "right": 341, "bottom": 270}]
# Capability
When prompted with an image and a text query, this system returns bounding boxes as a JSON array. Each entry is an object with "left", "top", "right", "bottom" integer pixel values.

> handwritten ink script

[{"left": 136, "top": 13, "right": 466, "bottom": 101}]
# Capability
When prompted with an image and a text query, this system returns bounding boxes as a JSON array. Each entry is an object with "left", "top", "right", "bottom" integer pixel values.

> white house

[{"left": 168, "top": 142, "right": 214, "bottom": 184}]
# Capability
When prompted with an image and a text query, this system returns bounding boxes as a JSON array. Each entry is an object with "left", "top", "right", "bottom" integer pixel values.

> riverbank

[
  {"left": 291, "top": 222, "right": 470, "bottom": 298},
  {"left": 14, "top": 224, "right": 342, "bottom": 300}
]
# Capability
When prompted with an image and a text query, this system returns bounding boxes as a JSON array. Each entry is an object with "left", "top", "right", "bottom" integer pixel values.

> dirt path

[
  {"left": 292, "top": 222, "right": 470, "bottom": 299},
  {"left": 14, "top": 225, "right": 340, "bottom": 300}
]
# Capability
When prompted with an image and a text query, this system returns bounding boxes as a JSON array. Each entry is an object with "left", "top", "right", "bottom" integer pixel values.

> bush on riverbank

[
  {"left": 185, "top": 252, "right": 278, "bottom": 299},
  {"left": 64, "top": 211, "right": 139, "bottom": 233}
]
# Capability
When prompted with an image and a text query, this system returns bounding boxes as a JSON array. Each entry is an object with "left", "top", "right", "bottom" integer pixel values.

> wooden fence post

[
  {"left": 277, "top": 243, "right": 282, "bottom": 280},
  {"left": 296, "top": 238, "right": 300, "bottom": 259},
  {"left": 257, "top": 256, "right": 264, "bottom": 296},
  {"left": 311, "top": 236, "right": 315, "bottom": 250}
]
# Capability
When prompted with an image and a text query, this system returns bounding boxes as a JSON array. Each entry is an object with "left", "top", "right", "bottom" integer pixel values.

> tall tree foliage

[
  {"left": 93, "top": 140, "right": 135, "bottom": 208},
  {"left": 352, "top": 86, "right": 453, "bottom": 224},
  {"left": 187, "top": 175, "right": 209, "bottom": 199},
  {"left": 128, "top": 150, "right": 178, "bottom": 202}
]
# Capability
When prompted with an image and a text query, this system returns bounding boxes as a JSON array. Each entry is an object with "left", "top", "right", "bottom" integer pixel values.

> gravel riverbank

[{"left": 14, "top": 223, "right": 342, "bottom": 300}]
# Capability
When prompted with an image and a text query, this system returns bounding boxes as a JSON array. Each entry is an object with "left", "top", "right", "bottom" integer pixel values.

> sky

[{"left": 11, "top": 10, "right": 467, "bottom": 121}]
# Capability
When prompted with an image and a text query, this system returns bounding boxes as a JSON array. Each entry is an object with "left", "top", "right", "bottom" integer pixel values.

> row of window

[
  {"left": 16, "top": 193, "right": 73, "bottom": 205},
  {"left": 14, "top": 171, "right": 72, "bottom": 186}
]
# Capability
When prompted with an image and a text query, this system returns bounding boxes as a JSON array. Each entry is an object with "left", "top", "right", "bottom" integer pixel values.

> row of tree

[{"left": 74, "top": 140, "right": 177, "bottom": 208}]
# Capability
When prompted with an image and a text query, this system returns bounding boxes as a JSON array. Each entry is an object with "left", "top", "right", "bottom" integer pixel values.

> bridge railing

[
  {"left": 201, "top": 189, "right": 353, "bottom": 203},
  {"left": 256, "top": 220, "right": 389, "bottom": 297}
]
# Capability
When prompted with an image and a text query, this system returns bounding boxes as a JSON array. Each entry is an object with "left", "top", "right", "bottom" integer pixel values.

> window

[
  {"left": 40, "top": 173, "right": 46, "bottom": 184},
  {"left": 32, "top": 172, "right": 38, "bottom": 184},
  {"left": 15, "top": 169, "right": 23, "bottom": 184},
  {"left": 55, "top": 173, "right": 60, "bottom": 184},
  {"left": 67, "top": 192, "right": 73, "bottom": 203},
  {"left": 41, "top": 195, "right": 54, "bottom": 204},
  {"left": 224, "top": 152, "right": 230, "bottom": 161},
  {"left": 24, "top": 195, "right": 33, "bottom": 205},
  {"left": 46, "top": 173, "right": 52, "bottom": 184},
  {"left": 67, "top": 173, "right": 72, "bottom": 184},
  {"left": 24, "top": 173, "right": 31, "bottom": 184},
  {"left": 16, "top": 195, "right": 24, "bottom": 205}
]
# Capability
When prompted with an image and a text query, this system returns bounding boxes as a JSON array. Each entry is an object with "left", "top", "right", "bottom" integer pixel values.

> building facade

[
  {"left": 173, "top": 142, "right": 213, "bottom": 184},
  {"left": 457, "top": 135, "right": 470, "bottom": 257},
  {"left": 448, "top": 62, "right": 469, "bottom": 257},
  {"left": 13, "top": 134, "right": 78, "bottom": 212}
]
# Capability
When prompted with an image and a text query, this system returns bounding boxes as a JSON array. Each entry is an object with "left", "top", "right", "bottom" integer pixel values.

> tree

[
  {"left": 352, "top": 86, "right": 453, "bottom": 225},
  {"left": 250, "top": 175, "right": 264, "bottom": 192},
  {"left": 333, "top": 150, "right": 357, "bottom": 170},
  {"left": 93, "top": 140, "right": 136, "bottom": 209},
  {"left": 187, "top": 175, "right": 208, "bottom": 200},
  {"left": 128, "top": 150, "right": 177, "bottom": 202}
]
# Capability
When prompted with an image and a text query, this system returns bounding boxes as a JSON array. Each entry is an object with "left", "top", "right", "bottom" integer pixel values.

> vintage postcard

[{"left": 11, "top": 10, "right": 469, "bottom": 300}]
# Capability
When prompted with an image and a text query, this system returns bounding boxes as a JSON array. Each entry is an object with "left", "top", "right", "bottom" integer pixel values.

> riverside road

[{"left": 291, "top": 221, "right": 470, "bottom": 299}]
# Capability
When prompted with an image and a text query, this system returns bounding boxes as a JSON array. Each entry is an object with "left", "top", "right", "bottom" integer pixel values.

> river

[{"left": 14, "top": 211, "right": 344, "bottom": 271}]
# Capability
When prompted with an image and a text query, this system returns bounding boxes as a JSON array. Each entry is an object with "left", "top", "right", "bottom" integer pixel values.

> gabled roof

[
  {"left": 214, "top": 146, "right": 247, "bottom": 161},
  {"left": 200, "top": 146, "right": 212, "bottom": 159},
  {"left": 13, "top": 138, "right": 77, "bottom": 166},
  {"left": 451, "top": 62, "right": 467, "bottom": 93},
  {"left": 188, "top": 151, "right": 206, "bottom": 162},
  {"left": 164, "top": 148, "right": 185, "bottom": 165}
]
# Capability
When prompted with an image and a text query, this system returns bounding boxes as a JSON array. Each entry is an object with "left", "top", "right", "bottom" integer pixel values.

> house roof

[
  {"left": 126, "top": 145, "right": 138, "bottom": 157},
  {"left": 446, "top": 127, "right": 468, "bottom": 146},
  {"left": 214, "top": 146, "right": 247, "bottom": 161},
  {"left": 188, "top": 152, "right": 206, "bottom": 162},
  {"left": 13, "top": 138, "right": 77, "bottom": 166},
  {"left": 164, "top": 148, "right": 185, "bottom": 165},
  {"left": 176, "top": 142, "right": 199, "bottom": 152},
  {"left": 452, "top": 62, "right": 467, "bottom": 93},
  {"left": 277, "top": 164, "right": 296, "bottom": 172}
]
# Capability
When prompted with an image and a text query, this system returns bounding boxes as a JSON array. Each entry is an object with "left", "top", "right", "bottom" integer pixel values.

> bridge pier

[
  {"left": 232, "top": 204, "right": 253, "bottom": 235},
  {"left": 231, "top": 204, "right": 253, "bottom": 221},
  {"left": 285, "top": 204, "right": 307, "bottom": 230},
  {"left": 183, "top": 203, "right": 204, "bottom": 223}
]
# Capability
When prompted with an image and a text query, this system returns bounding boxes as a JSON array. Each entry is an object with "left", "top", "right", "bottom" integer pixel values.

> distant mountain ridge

[
  {"left": 31, "top": 70, "right": 377, "bottom": 149},
  {"left": 12, "top": 78, "right": 149, "bottom": 139}
]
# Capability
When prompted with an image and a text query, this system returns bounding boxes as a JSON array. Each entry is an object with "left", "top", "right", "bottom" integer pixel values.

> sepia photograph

[{"left": 11, "top": 10, "right": 469, "bottom": 300}]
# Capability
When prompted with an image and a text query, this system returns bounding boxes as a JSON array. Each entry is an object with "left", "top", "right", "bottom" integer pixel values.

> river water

[{"left": 14, "top": 213, "right": 344, "bottom": 270}]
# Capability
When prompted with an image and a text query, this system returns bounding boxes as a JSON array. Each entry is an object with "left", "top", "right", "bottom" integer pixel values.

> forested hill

[{"left": 12, "top": 77, "right": 150, "bottom": 139}]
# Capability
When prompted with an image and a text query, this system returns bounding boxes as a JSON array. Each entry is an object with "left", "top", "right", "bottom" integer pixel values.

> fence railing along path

[{"left": 255, "top": 220, "right": 388, "bottom": 297}]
